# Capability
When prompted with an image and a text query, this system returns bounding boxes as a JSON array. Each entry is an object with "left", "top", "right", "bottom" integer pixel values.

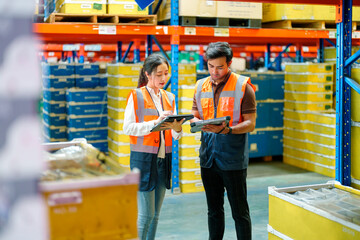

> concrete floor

[{"left": 156, "top": 159, "right": 332, "bottom": 240}]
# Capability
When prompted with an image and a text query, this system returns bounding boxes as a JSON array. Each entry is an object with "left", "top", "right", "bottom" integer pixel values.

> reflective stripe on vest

[
  {"left": 130, "top": 87, "right": 174, "bottom": 154},
  {"left": 195, "top": 73, "right": 253, "bottom": 126}
]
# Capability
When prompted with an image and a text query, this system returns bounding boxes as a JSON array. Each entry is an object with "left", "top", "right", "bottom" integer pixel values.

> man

[{"left": 191, "top": 42, "right": 256, "bottom": 240}]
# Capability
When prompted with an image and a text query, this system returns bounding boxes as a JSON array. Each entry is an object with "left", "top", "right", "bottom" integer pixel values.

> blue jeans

[{"left": 137, "top": 158, "right": 167, "bottom": 240}]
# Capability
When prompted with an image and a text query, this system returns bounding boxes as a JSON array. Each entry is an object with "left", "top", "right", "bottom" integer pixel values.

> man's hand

[{"left": 201, "top": 121, "right": 227, "bottom": 134}]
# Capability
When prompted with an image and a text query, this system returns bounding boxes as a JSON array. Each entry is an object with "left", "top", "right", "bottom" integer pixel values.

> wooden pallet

[
  {"left": 46, "top": 13, "right": 157, "bottom": 25},
  {"left": 159, "top": 17, "right": 261, "bottom": 28},
  {"left": 262, "top": 20, "right": 358, "bottom": 30}
]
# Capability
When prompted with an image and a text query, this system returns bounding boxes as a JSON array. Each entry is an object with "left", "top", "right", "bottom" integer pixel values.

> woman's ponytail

[{"left": 137, "top": 67, "right": 148, "bottom": 88}]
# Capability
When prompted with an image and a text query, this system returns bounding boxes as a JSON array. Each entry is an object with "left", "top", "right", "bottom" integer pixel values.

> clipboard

[
  {"left": 150, "top": 114, "right": 194, "bottom": 132},
  {"left": 190, "top": 116, "right": 231, "bottom": 133}
]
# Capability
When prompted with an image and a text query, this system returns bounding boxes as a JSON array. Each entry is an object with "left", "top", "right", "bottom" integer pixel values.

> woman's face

[{"left": 145, "top": 63, "right": 169, "bottom": 90}]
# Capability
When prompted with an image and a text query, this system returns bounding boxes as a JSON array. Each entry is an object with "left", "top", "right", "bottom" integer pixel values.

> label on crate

[
  {"left": 124, "top": 4, "right": 135, "bottom": 9},
  {"left": 352, "top": 32, "right": 360, "bottom": 39},
  {"left": 81, "top": 4, "right": 91, "bottom": 8},
  {"left": 329, "top": 31, "right": 336, "bottom": 39},
  {"left": 98, "top": 25, "right": 116, "bottom": 35},
  {"left": 250, "top": 143, "right": 257, "bottom": 151},
  {"left": 214, "top": 28, "right": 229, "bottom": 37},
  {"left": 93, "top": 3, "right": 102, "bottom": 10},
  {"left": 184, "top": 27, "right": 196, "bottom": 35}
]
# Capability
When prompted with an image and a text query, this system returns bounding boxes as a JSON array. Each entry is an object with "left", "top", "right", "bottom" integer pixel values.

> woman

[{"left": 123, "top": 54, "right": 183, "bottom": 240}]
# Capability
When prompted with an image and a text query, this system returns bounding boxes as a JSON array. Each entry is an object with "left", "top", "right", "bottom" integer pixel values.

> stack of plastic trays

[
  {"left": 283, "top": 63, "right": 336, "bottom": 177},
  {"left": 350, "top": 67, "right": 360, "bottom": 190},
  {"left": 283, "top": 109, "right": 336, "bottom": 177},
  {"left": 42, "top": 62, "right": 75, "bottom": 142},
  {"left": 171, "top": 63, "right": 204, "bottom": 193},
  {"left": 106, "top": 63, "right": 142, "bottom": 167},
  {"left": 74, "top": 63, "right": 104, "bottom": 88},
  {"left": 66, "top": 88, "right": 108, "bottom": 152},
  {"left": 242, "top": 71, "right": 285, "bottom": 158}
]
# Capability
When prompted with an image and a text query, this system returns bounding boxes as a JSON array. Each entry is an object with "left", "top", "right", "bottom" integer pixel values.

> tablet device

[
  {"left": 150, "top": 114, "right": 194, "bottom": 132},
  {"left": 190, "top": 116, "right": 231, "bottom": 133}
]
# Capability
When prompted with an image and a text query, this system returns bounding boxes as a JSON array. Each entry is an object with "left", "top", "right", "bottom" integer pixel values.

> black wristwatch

[{"left": 226, "top": 127, "right": 232, "bottom": 135}]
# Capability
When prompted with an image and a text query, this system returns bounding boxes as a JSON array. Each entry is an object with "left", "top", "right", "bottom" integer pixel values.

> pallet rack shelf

[{"left": 34, "top": 0, "right": 360, "bottom": 192}]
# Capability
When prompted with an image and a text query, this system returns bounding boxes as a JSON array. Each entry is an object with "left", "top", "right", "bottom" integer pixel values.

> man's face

[{"left": 207, "top": 56, "right": 231, "bottom": 82}]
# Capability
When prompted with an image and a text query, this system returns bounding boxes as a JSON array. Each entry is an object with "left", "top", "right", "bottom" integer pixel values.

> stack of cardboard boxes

[
  {"left": 154, "top": 0, "right": 262, "bottom": 26},
  {"left": 283, "top": 63, "right": 336, "bottom": 177},
  {"left": 44, "top": 0, "right": 148, "bottom": 21}
]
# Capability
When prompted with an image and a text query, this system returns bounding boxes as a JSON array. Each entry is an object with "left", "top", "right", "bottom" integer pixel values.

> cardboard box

[
  {"left": 56, "top": 0, "right": 107, "bottom": 14},
  {"left": 263, "top": 3, "right": 360, "bottom": 22},
  {"left": 263, "top": 4, "right": 314, "bottom": 22},
  {"left": 155, "top": 0, "right": 217, "bottom": 21},
  {"left": 217, "top": 1, "right": 262, "bottom": 19},
  {"left": 107, "top": 0, "right": 148, "bottom": 15}
]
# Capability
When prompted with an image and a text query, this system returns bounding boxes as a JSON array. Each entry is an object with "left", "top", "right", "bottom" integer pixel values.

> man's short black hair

[{"left": 205, "top": 42, "right": 233, "bottom": 64}]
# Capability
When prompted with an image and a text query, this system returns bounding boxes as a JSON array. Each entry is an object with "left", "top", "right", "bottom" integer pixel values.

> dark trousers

[{"left": 201, "top": 162, "right": 251, "bottom": 240}]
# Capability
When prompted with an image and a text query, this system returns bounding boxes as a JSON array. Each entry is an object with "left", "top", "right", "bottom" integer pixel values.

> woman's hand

[
  {"left": 154, "top": 111, "right": 173, "bottom": 125},
  {"left": 161, "top": 118, "right": 185, "bottom": 132}
]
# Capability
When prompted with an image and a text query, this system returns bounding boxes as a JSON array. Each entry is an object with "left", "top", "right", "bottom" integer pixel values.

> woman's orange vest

[{"left": 128, "top": 86, "right": 175, "bottom": 154}]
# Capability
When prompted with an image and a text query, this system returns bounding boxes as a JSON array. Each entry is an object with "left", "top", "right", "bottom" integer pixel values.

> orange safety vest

[
  {"left": 195, "top": 72, "right": 255, "bottom": 126},
  {"left": 128, "top": 86, "right": 175, "bottom": 154}
]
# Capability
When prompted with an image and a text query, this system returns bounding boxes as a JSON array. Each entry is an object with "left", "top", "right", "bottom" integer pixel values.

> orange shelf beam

[
  {"left": 214, "top": 0, "right": 360, "bottom": 6},
  {"left": 34, "top": 23, "right": 341, "bottom": 46}
]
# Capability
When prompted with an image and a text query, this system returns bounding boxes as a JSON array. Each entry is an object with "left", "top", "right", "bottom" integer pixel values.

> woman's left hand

[{"left": 160, "top": 118, "right": 185, "bottom": 132}]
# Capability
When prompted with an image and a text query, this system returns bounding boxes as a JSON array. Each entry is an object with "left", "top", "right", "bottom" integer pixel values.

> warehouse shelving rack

[{"left": 34, "top": 0, "right": 360, "bottom": 192}]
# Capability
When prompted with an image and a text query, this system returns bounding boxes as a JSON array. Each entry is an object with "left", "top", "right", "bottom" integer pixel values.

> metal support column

[
  {"left": 117, "top": 41, "right": 122, "bottom": 63},
  {"left": 199, "top": 45, "right": 204, "bottom": 71},
  {"left": 335, "top": 0, "right": 352, "bottom": 186},
  {"left": 296, "top": 43, "right": 302, "bottom": 63},
  {"left": 317, "top": 39, "right": 324, "bottom": 63},
  {"left": 133, "top": 39, "right": 141, "bottom": 63},
  {"left": 171, "top": 0, "right": 180, "bottom": 194},
  {"left": 121, "top": 41, "right": 133, "bottom": 63},
  {"left": 265, "top": 43, "right": 271, "bottom": 69},
  {"left": 146, "top": 35, "right": 153, "bottom": 57}
]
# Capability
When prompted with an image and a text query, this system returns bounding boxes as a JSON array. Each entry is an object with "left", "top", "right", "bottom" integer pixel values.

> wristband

[
  {"left": 217, "top": 127, "right": 226, "bottom": 134},
  {"left": 225, "top": 127, "right": 232, "bottom": 135}
]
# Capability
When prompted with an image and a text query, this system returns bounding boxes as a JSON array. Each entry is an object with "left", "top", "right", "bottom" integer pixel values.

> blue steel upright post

[
  {"left": 317, "top": 39, "right": 324, "bottom": 63},
  {"left": 147, "top": 5, "right": 153, "bottom": 58},
  {"left": 336, "top": 0, "right": 352, "bottom": 186},
  {"left": 171, "top": 0, "right": 180, "bottom": 193}
]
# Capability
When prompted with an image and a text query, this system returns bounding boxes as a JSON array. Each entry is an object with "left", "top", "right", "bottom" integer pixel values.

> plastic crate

[
  {"left": 179, "top": 180, "right": 204, "bottom": 193},
  {"left": 179, "top": 157, "right": 200, "bottom": 169},
  {"left": 40, "top": 172, "right": 139, "bottom": 240},
  {"left": 107, "top": 85, "right": 133, "bottom": 98},
  {"left": 248, "top": 130, "right": 270, "bottom": 158},
  {"left": 43, "top": 124, "right": 67, "bottom": 139},
  {"left": 107, "top": 75, "right": 138, "bottom": 88},
  {"left": 75, "top": 75, "right": 100, "bottom": 88},
  {"left": 256, "top": 101, "right": 284, "bottom": 128},
  {"left": 75, "top": 63, "right": 100, "bottom": 75},
  {"left": 43, "top": 89, "right": 66, "bottom": 102},
  {"left": 43, "top": 100, "right": 67, "bottom": 114},
  {"left": 99, "top": 74, "right": 108, "bottom": 87},
  {"left": 268, "top": 183, "right": 360, "bottom": 239},
  {"left": 68, "top": 127, "right": 108, "bottom": 141},
  {"left": 108, "top": 118, "right": 123, "bottom": 132},
  {"left": 107, "top": 96, "right": 127, "bottom": 109},
  {"left": 66, "top": 88, "right": 107, "bottom": 102},
  {"left": 42, "top": 63, "right": 75, "bottom": 76},
  {"left": 88, "top": 140, "right": 108, "bottom": 153},
  {"left": 42, "top": 111, "right": 67, "bottom": 127},
  {"left": 107, "top": 63, "right": 142, "bottom": 76},
  {"left": 42, "top": 75, "right": 76, "bottom": 89},
  {"left": 108, "top": 139, "right": 130, "bottom": 155},
  {"left": 67, "top": 102, "right": 108, "bottom": 116},
  {"left": 179, "top": 168, "right": 202, "bottom": 181},
  {"left": 285, "top": 81, "right": 333, "bottom": 92},
  {"left": 108, "top": 149, "right": 131, "bottom": 167},
  {"left": 67, "top": 114, "right": 108, "bottom": 129}
]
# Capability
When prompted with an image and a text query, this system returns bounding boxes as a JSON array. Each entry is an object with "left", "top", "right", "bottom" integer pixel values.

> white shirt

[{"left": 123, "top": 86, "right": 182, "bottom": 158}]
